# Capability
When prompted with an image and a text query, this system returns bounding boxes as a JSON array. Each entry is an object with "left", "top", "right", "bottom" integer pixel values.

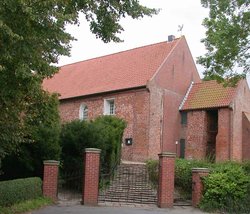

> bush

[
  {"left": 242, "top": 161, "right": 250, "bottom": 175},
  {"left": 0, "top": 177, "right": 42, "bottom": 207},
  {"left": 146, "top": 160, "right": 158, "bottom": 188},
  {"left": 175, "top": 159, "right": 211, "bottom": 198},
  {"left": 200, "top": 163, "right": 250, "bottom": 212},
  {"left": 60, "top": 116, "right": 126, "bottom": 175}
]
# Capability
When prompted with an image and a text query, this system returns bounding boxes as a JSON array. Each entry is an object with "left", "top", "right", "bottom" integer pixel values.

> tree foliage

[
  {"left": 198, "top": 0, "right": 250, "bottom": 84},
  {"left": 1, "top": 93, "right": 61, "bottom": 179},
  {"left": 0, "top": 0, "right": 157, "bottom": 166}
]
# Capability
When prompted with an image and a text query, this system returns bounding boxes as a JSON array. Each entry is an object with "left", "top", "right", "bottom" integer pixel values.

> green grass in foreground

[{"left": 0, "top": 197, "right": 53, "bottom": 214}]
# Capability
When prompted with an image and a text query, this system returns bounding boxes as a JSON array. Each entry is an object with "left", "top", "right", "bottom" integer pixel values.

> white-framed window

[
  {"left": 79, "top": 104, "right": 88, "bottom": 120},
  {"left": 104, "top": 98, "right": 115, "bottom": 115}
]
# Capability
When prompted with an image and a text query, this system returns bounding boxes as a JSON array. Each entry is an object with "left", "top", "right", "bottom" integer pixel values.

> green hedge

[
  {"left": 175, "top": 159, "right": 211, "bottom": 198},
  {"left": 0, "top": 177, "right": 42, "bottom": 207},
  {"left": 60, "top": 116, "right": 126, "bottom": 175}
]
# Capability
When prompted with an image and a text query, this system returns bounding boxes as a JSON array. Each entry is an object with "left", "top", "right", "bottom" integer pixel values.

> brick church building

[{"left": 43, "top": 36, "right": 250, "bottom": 162}]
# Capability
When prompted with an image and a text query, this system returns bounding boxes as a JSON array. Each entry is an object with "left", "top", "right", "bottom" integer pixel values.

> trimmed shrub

[
  {"left": 0, "top": 177, "right": 42, "bottom": 207},
  {"left": 60, "top": 116, "right": 126, "bottom": 175},
  {"left": 200, "top": 163, "right": 250, "bottom": 212}
]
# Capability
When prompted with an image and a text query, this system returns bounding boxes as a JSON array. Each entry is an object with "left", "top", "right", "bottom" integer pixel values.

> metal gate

[
  {"left": 58, "top": 170, "right": 82, "bottom": 204},
  {"left": 98, "top": 163, "right": 157, "bottom": 204}
]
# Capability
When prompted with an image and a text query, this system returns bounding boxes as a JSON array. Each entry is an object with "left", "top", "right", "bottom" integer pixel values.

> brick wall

[
  {"left": 42, "top": 160, "right": 59, "bottom": 201},
  {"left": 82, "top": 148, "right": 100, "bottom": 206},
  {"left": 192, "top": 168, "right": 209, "bottom": 207},
  {"left": 148, "top": 37, "right": 201, "bottom": 159},
  {"left": 216, "top": 108, "right": 231, "bottom": 162},
  {"left": 230, "top": 80, "right": 250, "bottom": 161},
  {"left": 186, "top": 111, "right": 208, "bottom": 160},
  {"left": 158, "top": 152, "right": 175, "bottom": 208},
  {"left": 59, "top": 88, "right": 150, "bottom": 162}
]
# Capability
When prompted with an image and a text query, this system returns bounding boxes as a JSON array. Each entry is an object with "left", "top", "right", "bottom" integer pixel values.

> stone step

[{"left": 99, "top": 163, "right": 157, "bottom": 204}]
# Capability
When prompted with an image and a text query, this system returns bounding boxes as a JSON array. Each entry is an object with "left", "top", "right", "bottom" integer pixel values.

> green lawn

[{"left": 0, "top": 197, "right": 53, "bottom": 214}]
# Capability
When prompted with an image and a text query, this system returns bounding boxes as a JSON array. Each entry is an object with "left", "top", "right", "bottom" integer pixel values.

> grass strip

[{"left": 0, "top": 197, "right": 53, "bottom": 214}]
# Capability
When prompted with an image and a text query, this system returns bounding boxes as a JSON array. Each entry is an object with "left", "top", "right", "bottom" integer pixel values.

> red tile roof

[
  {"left": 43, "top": 38, "right": 180, "bottom": 99},
  {"left": 180, "top": 80, "right": 238, "bottom": 110}
]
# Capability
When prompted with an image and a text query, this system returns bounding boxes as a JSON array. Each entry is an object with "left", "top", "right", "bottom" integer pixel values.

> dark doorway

[
  {"left": 180, "top": 139, "right": 185, "bottom": 159},
  {"left": 206, "top": 110, "right": 218, "bottom": 161}
]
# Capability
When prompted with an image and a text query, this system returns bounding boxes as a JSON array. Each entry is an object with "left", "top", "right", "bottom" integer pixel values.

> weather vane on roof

[{"left": 177, "top": 24, "right": 184, "bottom": 36}]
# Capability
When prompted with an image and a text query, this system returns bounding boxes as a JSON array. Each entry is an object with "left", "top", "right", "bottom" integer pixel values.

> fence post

[
  {"left": 158, "top": 152, "right": 176, "bottom": 208},
  {"left": 82, "top": 148, "right": 101, "bottom": 206},
  {"left": 43, "top": 160, "right": 60, "bottom": 201},
  {"left": 192, "top": 168, "right": 210, "bottom": 207}
]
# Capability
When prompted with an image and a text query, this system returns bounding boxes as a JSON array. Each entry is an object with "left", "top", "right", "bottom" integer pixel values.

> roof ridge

[{"left": 60, "top": 38, "right": 181, "bottom": 68}]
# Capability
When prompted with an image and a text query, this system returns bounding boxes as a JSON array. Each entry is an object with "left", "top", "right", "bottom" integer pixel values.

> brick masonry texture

[
  {"left": 82, "top": 150, "right": 100, "bottom": 206},
  {"left": 186, "top": 111, "right": 208, "bottom": 160},
  {"left": 192, "top": 169, "right": 209, "bottom": 207},
  {"left": 42, "top": 161, "right": 59, "bottom": 201},
  {"left": 230, "top": 81, "right": 250, "bottom": 161},
  {"left": 158, "top": 153, "right": 175, "bottom": 208},
  {"left": 216, "top": 108, "right": 231, "bottom": 161},
  {"left": 59, "top": 88, "right": 150, "bottom": 162},
  {"left": 149, "top": 37, "right": 201, "bottom": 157}
]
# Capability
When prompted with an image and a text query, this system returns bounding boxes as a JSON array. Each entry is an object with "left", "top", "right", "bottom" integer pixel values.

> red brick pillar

[
  {"left": 158, "top": 152, "right": 176, "bottom": 208},
  {"left": 43, "top": 160, "right": 59, "bottom": 201},
  {"left": 82, "top": 148, "right": 101, "bottom": 206},
  {"left": 192, "top": 168, "right": 210, "bottom": 207}
]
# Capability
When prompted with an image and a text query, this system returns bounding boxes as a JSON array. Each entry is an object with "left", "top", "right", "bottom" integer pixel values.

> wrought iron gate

[{"left": 58, "top": 170, "right": 82, "bottom": 203}]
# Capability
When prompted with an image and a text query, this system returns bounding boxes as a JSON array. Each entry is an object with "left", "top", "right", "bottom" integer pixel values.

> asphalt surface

[{"left": 32, "top": 204, "right": 206, "bottom": 214}]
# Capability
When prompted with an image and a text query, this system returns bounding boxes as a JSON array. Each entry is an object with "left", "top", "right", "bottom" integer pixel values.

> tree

[
  {"left": 0, "top": 92, "right": 61, "bottom": 180},
  {"left": 198, "top": 0, "right": 250, "bottom": 84},
  {"left": 0, "top": 0, "right": 157, "bottom": 167},
  {"left": 1, "top": 92, "right": 61, "bottom": 179}
]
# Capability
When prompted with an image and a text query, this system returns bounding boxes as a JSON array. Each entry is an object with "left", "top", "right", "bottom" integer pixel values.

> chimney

[{"left": 168, "top": 35, "right": 175, "bottom": 42}]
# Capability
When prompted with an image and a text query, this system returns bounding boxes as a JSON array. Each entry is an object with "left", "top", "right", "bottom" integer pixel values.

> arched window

[{"left": 79, "top": 104, "right": 88, "bottom": 120}]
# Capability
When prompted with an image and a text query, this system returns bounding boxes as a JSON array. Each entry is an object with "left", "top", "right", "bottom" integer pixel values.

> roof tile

[
  {"left": 181, "top": 80, "right": 237, "bottom": 110},
  {"left": 43, "top": 39, "right": 180, "bottom": 99}
]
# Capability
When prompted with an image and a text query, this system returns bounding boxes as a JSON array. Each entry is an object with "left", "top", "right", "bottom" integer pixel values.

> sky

[{"left": 58, "top": 0, "right": 249, "bottom": 83}]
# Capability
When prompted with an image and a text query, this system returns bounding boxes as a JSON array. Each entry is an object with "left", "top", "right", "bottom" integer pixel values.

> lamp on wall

[
  {"left": 125, "top": 138, "right": 133, "bottom": 146},
  {"left": 175, "top": 141, "right": 179, "bottom": 155}
]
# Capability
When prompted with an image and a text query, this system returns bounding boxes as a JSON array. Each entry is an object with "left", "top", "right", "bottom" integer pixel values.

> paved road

[{"left": 32, "top": 204, "right": 206, "bottom": 214}]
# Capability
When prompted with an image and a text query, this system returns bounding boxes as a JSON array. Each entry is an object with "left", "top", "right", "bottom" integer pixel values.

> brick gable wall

[{"left": 149, "top": 37, "right": 201, "bottom": 157}]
